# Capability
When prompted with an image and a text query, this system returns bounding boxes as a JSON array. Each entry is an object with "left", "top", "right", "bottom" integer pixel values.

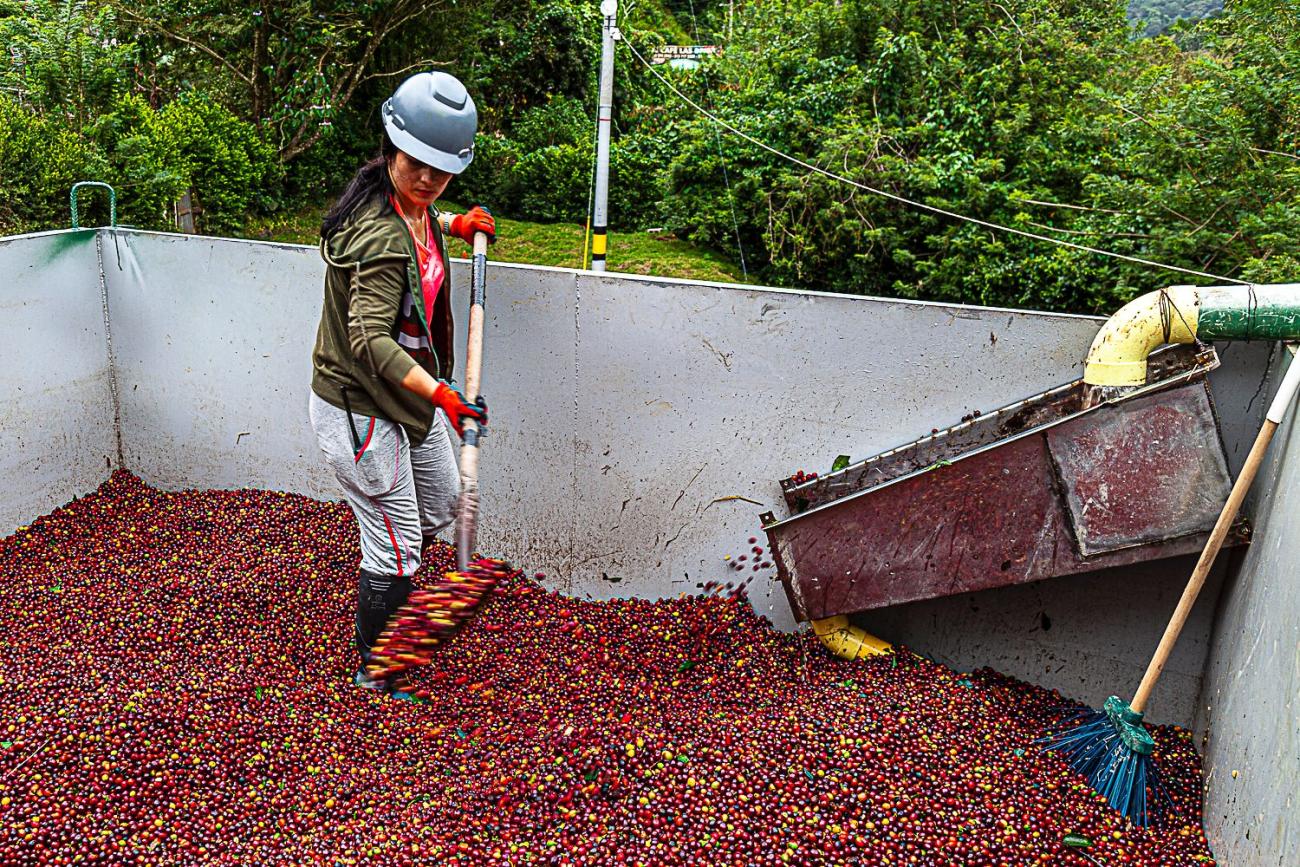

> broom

[
  {"left": 366, "top": 558, "right": 514, "bottom": 689},
  {"left": 367, "top": 230, "right": 507, "bottom": 687},
  {"left": 1043, "top": 344, "right": 1300, "bottom": 824}
]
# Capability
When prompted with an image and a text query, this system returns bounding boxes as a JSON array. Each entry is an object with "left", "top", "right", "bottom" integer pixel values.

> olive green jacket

[{"left": 311, "top": 197, "right": 454, "bottom": 445}]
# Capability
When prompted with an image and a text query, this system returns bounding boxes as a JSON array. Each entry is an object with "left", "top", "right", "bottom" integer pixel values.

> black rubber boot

[{"left": 355, "top": 569, "right": 412, "bottom": 666}]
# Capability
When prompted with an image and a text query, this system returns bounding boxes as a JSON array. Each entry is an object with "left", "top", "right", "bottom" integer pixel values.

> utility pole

[{"left": 591, "top": 0, "right": 619, "bottom": 271}]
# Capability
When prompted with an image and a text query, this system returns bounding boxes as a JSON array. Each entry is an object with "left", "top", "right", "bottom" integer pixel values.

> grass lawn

[{"left": 240, "top": 203, "right": 747, "bottom": 284}]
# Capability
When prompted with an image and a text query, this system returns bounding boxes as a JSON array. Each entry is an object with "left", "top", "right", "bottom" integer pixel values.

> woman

[{"left": 309, "top": 71, "right": 496, "bottom": 696}]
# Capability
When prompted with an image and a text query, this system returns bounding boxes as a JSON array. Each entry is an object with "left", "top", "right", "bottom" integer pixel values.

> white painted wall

[
  {"left": 0, "top": 230, "right": 119, "bottom": 532},
  {"left": 1199, "top": 349, "right": 1300, "bottom": 866},
  {"left": 102, "top": 231, "right": 337, "bottom": 500}
]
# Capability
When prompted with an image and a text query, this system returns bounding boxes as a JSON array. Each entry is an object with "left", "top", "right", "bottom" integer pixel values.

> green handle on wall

[{"left": 70, "top": 182, "right": 117, "bottom": 229}]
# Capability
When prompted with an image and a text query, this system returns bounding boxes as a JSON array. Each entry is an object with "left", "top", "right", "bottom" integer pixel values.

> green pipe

[{"left": 1197, "top": 285, "right": 1300, "bottom": 341}]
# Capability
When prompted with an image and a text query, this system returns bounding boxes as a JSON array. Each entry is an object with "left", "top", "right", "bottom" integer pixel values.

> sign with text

[{"left": 650, "top": 45, "right": 719, "bottom": 65}]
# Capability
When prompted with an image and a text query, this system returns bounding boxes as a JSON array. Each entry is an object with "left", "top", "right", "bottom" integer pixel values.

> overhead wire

[
  {"left": 621, "top": 36, "right": 1249, "bottom": 287},
  {"left": 684, "top": 0, "right": 749, "bottom": 276}
]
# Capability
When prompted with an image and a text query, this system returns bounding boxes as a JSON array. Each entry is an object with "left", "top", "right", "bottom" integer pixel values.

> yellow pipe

[
  {"left": 1083, "top": 285, "right": 1201, "bottom": 387},
  {"left": 812, "top": 615, "right": 892, "bottom": 659}
]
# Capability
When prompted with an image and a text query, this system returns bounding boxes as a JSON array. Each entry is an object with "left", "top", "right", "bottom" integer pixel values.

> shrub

[
  {"left": 503, "top": 142, "right": 593, "bottom": 223},
  {"left": 457, "top": 122, "right": 665, "bottom": 229},
  {"left": 0, "top": 95, "right": 108, "bottom": 232},
  {"left": 512, "top": 97, "right": 592, "bottom": 152},
  {"left": 609, "top": 133, "right": 669, "bottom": 230},
  {"left": 158, "top": 94, "right": 282, "bottom": 234},
  {"left": 454, "top": 132, "right": 521, "bottom": 214},
  {"left": 89, "top": 94, "right": 186, "bottom": 229}
]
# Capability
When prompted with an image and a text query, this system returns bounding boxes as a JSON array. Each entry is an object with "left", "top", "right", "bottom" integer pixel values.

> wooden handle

[
  {"left": 462, "top": 230, "right": 489, "bottom": 429},
  {"left": 455, "top": 232, "right": 490, "bottom": 570},
  {"left": 1131, "top": 420, "right": 1276, "bottom": 712},
  {"left": 1132, "top": 347, "right": 1300, "bottom": 713},
  {"left": 463, "top": 304, "right": 485, "bottom": 404},
  {"left": 459, "top": 438, "right": 480, "bottom": 489},
  {"left": 1128, "top": 348, "right": 1300, "bottom": 717}
]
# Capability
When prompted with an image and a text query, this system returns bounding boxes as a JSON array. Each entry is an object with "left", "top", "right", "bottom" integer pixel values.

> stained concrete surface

[
  {"left": 1198, "top": 350, "right": 1300, "bottom": 866},
  {"left": 0, "top": 230, "right": 119, "bottom": 532}
]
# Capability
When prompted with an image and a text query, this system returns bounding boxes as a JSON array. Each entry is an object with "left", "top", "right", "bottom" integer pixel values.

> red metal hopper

[{"left": 763, "top": 346, "right": 1249, "bottom": 622}]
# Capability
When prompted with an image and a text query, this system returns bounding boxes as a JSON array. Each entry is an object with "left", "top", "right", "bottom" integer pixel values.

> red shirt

[{"left": 391, "top": 196, "right": 444, "bottom": 329}]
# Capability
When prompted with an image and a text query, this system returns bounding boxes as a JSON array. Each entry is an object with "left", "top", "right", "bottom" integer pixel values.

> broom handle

[
  {"left": 463, "top": 232, "right": 489, "bottom": 408},
  {"left": 1132, "top": 345, "right": 1300, "bottom": 714},
  {"left": 460, "top": 232, "right": 489, "bottom": 477},
  {"left": 455, "top": 232, "right": 488, "bottom": 571}
]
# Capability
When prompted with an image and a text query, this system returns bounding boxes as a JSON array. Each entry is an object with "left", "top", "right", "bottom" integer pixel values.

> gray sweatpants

[{"left": 308, "top": 391, "right": 460, "bottom": 578}]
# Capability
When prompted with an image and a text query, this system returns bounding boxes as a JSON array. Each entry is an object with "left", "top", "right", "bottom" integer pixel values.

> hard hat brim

[{"left": 384, "top": 118, "right": 474, "bottom": 176}]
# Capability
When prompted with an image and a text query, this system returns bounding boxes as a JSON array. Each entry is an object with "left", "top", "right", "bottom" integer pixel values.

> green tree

[
  {"left": 109, "top": 0, "right": 453, "bottom": 160},
  {"left": 88, "top": 92, "right": 186, "bottom": 227},
  {"left": 0, "top": 93, "right": 108, "bottom": 230},
  {"left": 0, "top": 1, "right": 134, "bottom": 230},
  {"left": 657, "top": 0, "right": 1299, "bottom": 313},
  {"left": 0, "top": 0, "right": 135, "bottom": 130},
  {"left": 155, "top": 93, "right": 282, "bottom": 232}
]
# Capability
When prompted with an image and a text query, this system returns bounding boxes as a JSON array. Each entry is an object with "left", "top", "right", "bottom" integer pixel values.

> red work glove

[
  {"left": 449, "top": 206, "right": 496, "bottom": 245},
  {"left": 432, "top": 381, "right": 488, "bottom": 437}
]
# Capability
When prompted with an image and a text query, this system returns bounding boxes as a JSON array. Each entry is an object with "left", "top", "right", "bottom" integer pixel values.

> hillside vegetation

[
  {"left": 244, "top": 203, "right": 746, "bottom": 283},
  {"left": 1129, "top": 0, "right": 1223, "bottom": 35},
  {"left": 2, "top": 0, "right": 1296, "bottom": 314}
]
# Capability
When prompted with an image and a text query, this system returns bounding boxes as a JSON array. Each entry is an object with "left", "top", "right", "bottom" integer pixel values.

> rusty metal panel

[
  {"left": 781, "top": 382, "right": 1082, "bottom": 514},
  {"left": 1047, "top": 384, "right": 1233, "bottom": 556},
  {"left": 772, "top": 435, "right": 1065, "bottom": 619},
  {"left": 765, "top": 351, "right": 1250, "bottom": 622},
  {"left": 769, "top": 442, "right": 1246, "bottom": 620}
]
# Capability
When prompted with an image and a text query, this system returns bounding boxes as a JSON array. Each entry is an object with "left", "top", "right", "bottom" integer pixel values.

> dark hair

[{"left": 320, "top": 134, "right": 399, "bottom": 239}]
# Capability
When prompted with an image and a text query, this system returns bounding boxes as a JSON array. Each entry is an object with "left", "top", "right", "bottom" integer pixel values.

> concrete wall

[
  {"left": 102, "top": 231, "right": 338, "bottom": 500},
  {"left": 1199, "top": 349, "right": 1300, "bottom": 866},
  {"left": 0, "top": 230, "right": 118, "bottom": 532},
  {"left": 92, "top": 229, "right": 1278, "bottom": 726}
]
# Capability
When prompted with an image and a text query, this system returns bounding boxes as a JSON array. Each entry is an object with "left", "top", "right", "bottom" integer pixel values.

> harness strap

[{"left": 339, "top": 386, "right": 364, "bottom": 454}]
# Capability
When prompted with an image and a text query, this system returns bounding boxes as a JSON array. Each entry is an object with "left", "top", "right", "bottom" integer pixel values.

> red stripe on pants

[{"left": 354, "top": 417, "right": 376, "bottom": 463}]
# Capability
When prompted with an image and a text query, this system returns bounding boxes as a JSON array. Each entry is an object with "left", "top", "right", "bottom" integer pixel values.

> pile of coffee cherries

[{"left": 0, "top": 473, "right": 1216, "bottom": 865}]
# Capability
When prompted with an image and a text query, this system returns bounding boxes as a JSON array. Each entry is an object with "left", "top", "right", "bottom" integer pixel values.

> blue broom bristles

[{"left": 1041, "top": 706, "right": 1168, "bottom": 826}]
